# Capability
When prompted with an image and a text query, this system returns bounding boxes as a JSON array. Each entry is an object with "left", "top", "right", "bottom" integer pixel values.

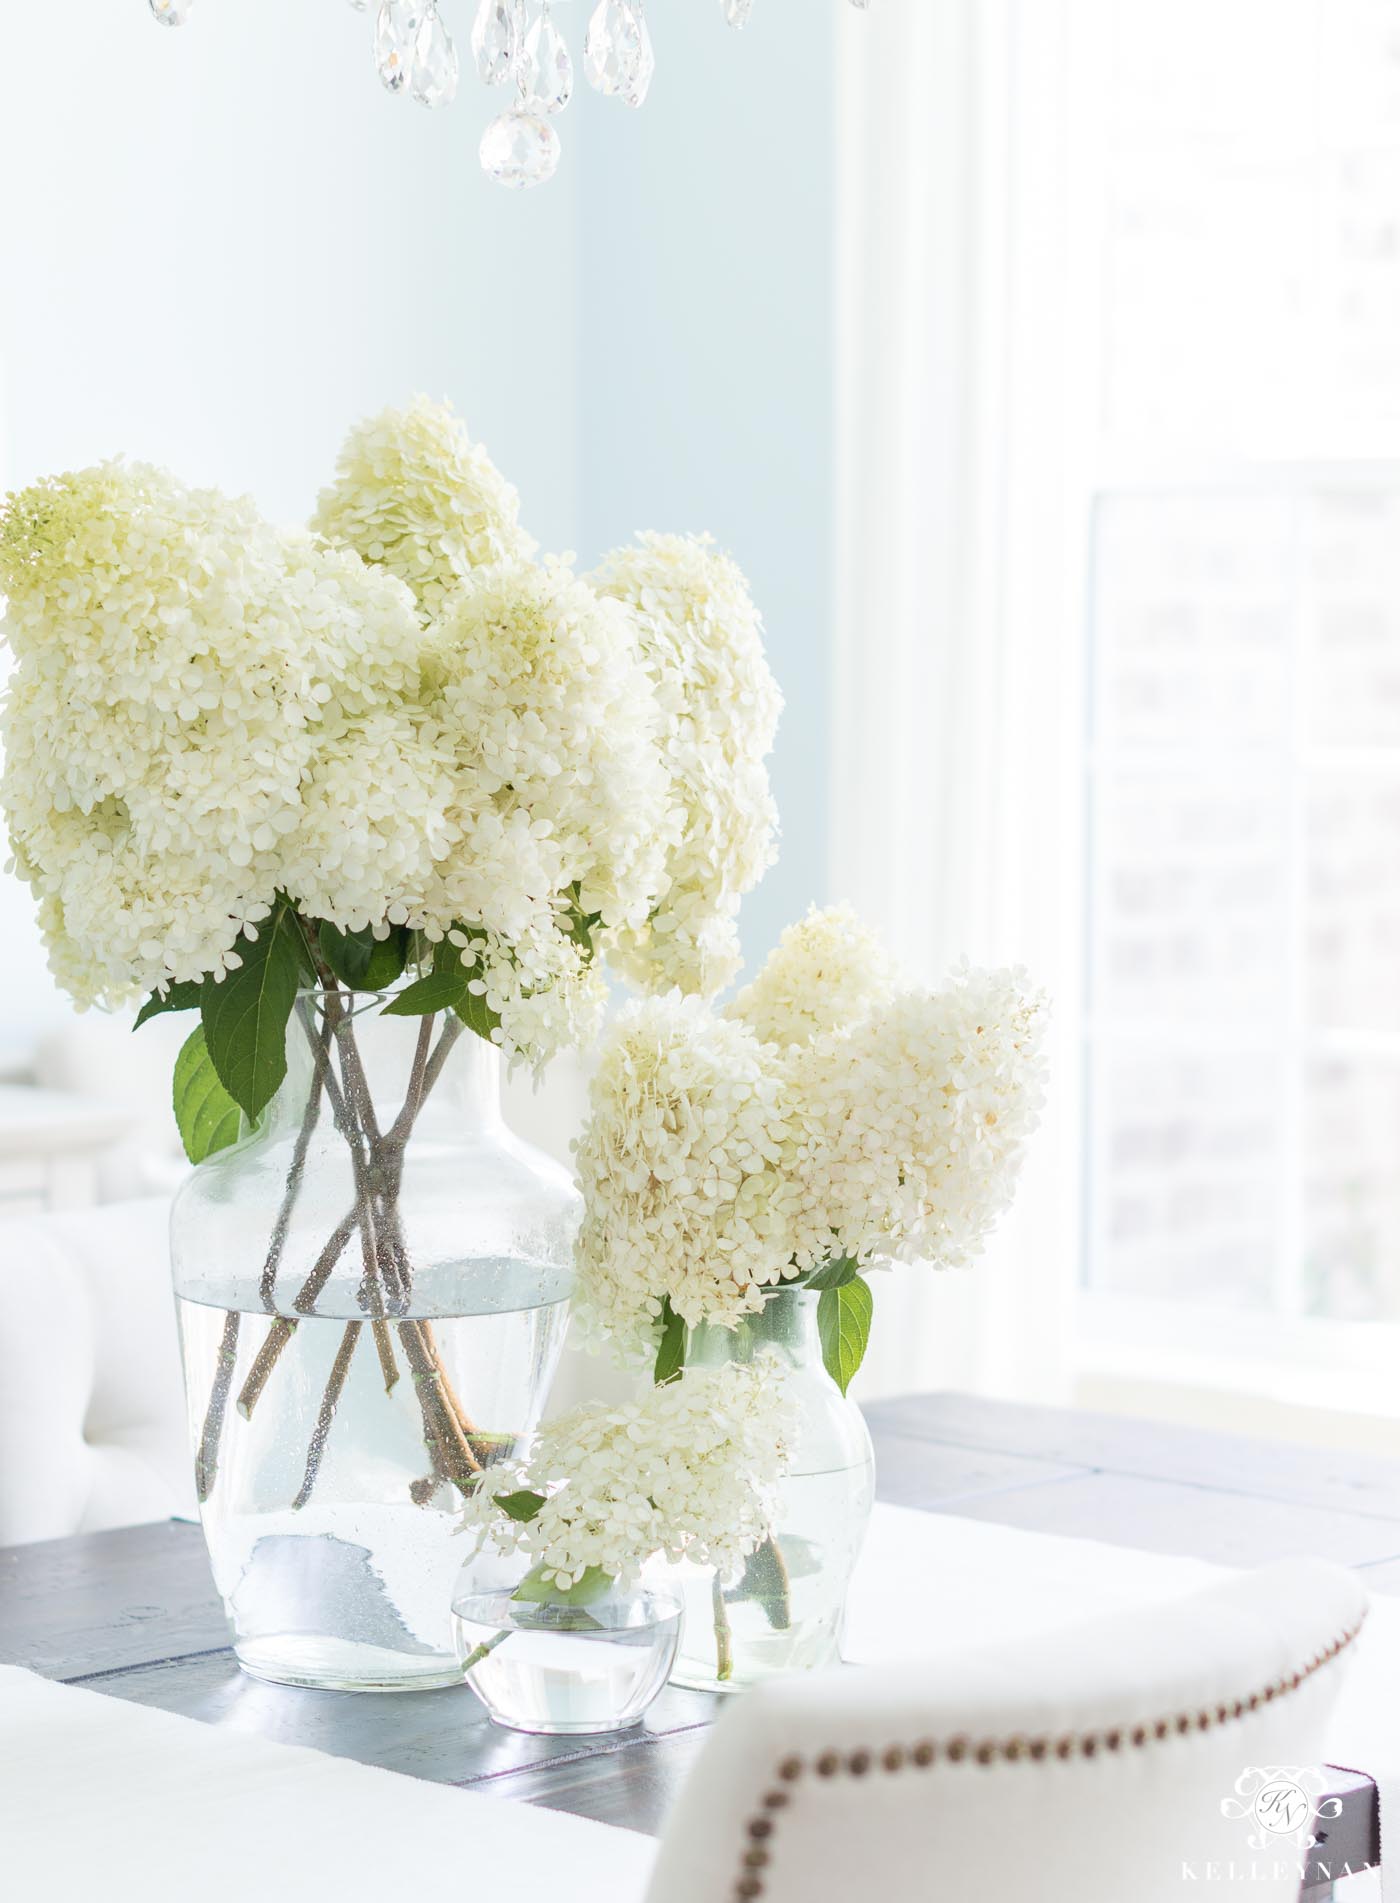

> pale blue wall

[
  {"left": 0, "top": 0, "right": 833, "bottom": 1047},
  {"left": 573, "top": 5, "right": 835, "bottom": 971}
]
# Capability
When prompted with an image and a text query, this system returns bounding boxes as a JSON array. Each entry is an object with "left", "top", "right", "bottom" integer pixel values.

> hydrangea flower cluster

[
  {"left": 591, "top": 532, "right": 782, "bottom": 997},
  {"left": 782, "top": 963, "right": 1050, "bottom": 1272},
  {"left": 573, "top": 991, "right": 800, "bottom": 1352},
  {"left": 0, "top": 465, "right": 424, "bottom": 1004},
  {"left": 574, "top": 906, "right": 1049, "bottom": 1362},
  {"left": 462, "top": 1356, "right": 798, "bottom": 1590},
  {"left": 0, "top": 401, "right": 782, "bottom": 1066},
  {"left": 310, "top": 396, "right": 537, "bottom": 618},
  {"left": 725, "top": 903, "right": 896, "bottom": 1049}
]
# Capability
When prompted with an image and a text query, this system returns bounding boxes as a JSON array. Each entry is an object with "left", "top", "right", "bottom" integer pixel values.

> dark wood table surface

[{"left": 2, "top": 1393, "right": 1390, "bottom": 1894}]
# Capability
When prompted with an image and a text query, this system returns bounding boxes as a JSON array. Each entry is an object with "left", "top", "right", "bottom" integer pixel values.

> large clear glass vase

[
  {"left": 668, "top": 1286, "right": 876, "bottom": 1693},
  {"left": 170, "top": 993, "right": 580, "bottom": 1693}
]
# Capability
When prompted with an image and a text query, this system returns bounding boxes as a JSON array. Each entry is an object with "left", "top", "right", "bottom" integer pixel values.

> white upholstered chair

[
  {"left": 0, "top": 1196, "right": 190, "bottom": 1544},
  {"left": 644, "top": 1559, "right": 1368, "bottom": 1903}
]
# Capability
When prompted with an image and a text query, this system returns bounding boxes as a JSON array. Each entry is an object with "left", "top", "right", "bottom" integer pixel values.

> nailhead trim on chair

[{"left": 725, "top": 1614, "right": 1367, "bottom": 1901}]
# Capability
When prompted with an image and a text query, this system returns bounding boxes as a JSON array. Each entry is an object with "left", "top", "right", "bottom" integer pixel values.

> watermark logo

[{"left": 1219, "top": 1767, "right": 1342, "bottom": 1853}]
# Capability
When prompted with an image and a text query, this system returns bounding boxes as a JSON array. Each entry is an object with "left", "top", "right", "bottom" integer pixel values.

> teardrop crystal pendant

[
  {"left": 584, "top": 0, "right": 643, "bottom": 99},
  {"left": 721, "top": 0, "right": 753, "bottom": 26},
  {"left": 472, "top": 0, "right": 523, "bottom": 87},
  {"left": 149, "top": 0, "right": 194, "bottom": 23},
  {"left": 412, "top": 6, "right": 460, "bottom": 107},
  {"left": 622, "top": 1, "right": 654, "bottom": 108},
  {"left": 522, "top": 4, "right": 574, "bottom": 115},
  {"left": 480, "top": 106, "right": 561, "bottom": 189},
  {"left": 376, "top": 0, "right": 423, "bottom": 92}
]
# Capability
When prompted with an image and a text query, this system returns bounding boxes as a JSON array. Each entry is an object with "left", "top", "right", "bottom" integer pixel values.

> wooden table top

[{"left": 1, "top": 1393, "right": 1387, "bottom": 1891}]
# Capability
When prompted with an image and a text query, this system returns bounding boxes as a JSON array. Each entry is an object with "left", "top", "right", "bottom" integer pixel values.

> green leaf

[
  {"left": 454, "top": 984, "right": 502, "bottom": 1043},
  {"left": 133, "top": 980, "right": 203, "bottom": 1031},
  {"left": 511, "top": 1564, "right": 614, "bottom": 1609},
  {"left": 493, "top": 1489, "right": 546, "bottom": 1524},
  {"left": 653, "top": 1297, "right": 686, "bottom": 1387},
  {"left": 172, "top": 1024, "right": 243, "bottom": 1164},
  {"left": 283, "top": 912, "right": 321, "bottom": 985},
  {"left": 817, "top": 1278, "right": 873, "bottom": 1397},
  {"left": 382, "top": 969, "right": 468, "bottom": 1017},
  {"left": 802, "top": 1255, "right": 862, "bottom": 1292},
  {"left": 317, "top": 922, "right": 408, "bottom": 992},
  {"left": 201, "top": 908, "right": 300, "bottom": 1121},
  {"left": 427, "top": 929, "right": 503, "bottom": 1043}
]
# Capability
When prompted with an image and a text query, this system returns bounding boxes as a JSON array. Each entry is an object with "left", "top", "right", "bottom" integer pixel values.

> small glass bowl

[{"left": 451, "top": 1548, "right": 682, "bottom": 1735}]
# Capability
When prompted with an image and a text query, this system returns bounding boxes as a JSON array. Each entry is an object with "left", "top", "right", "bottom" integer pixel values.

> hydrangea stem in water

[{"left": 194, "top": 980, "right": 500, "bottom": 1513}]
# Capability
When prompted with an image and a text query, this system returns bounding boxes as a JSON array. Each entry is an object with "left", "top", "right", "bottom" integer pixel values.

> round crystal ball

[{"left": 480, "top": 107, "right": 561, "bottom": 190}]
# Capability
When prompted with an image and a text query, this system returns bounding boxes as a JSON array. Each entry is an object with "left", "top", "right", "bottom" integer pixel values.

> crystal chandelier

[{"left": 149, "top": 0, "right": 872, "bottom": 190}]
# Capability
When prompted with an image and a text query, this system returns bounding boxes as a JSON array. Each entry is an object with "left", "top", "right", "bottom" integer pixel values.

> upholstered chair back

[
  {"left": 0, "top": 1198, "right": 189, "bottom": 1543},
  {"left": 645, "top": 1559, "right": 1367, "bottom": 1903}
]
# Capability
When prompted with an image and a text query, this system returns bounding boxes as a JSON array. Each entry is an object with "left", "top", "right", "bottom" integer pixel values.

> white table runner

[{"left": 0, "top": 1664, "right": 658, "bottom": 1903}]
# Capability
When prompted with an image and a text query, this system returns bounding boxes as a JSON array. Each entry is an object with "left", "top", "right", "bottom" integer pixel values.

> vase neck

[
  {"left": 280, "top": 993, "right": 503, "bottom": 1138},
  {"left": 688, "top": 1286, "right": 823, "bottom": 1371}
]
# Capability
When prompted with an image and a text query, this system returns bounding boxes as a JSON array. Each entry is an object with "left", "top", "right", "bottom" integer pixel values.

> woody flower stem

[
  {"left": 197, "top": 990, "right": 491, "bottom": 1511},
  {"left": 711, "top": 1570, "right": 735, "bottom": 1683}
]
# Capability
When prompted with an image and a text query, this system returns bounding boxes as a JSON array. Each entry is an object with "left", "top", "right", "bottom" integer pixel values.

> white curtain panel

[{"left": 833, "top": 0, "right": 1084, "bottom": 1404}]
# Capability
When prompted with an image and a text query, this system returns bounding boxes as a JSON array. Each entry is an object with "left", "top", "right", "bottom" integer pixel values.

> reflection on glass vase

[
  {"left": 667, "top": 1287, "right": 875, "bottom": 1693},
  {"left": 170, "top": 994, "right": 580, "bottom": 1693}
]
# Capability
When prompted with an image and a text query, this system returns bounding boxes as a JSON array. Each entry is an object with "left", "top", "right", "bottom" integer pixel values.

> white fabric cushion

[
  {"left": 646, "top": 1558, "right": 1368, "bottom": 1903},
  {"left": 0, "top": 1198, "right": 189, "bottom": 1543}
]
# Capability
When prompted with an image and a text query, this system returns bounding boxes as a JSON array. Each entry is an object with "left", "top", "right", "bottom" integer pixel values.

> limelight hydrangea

[
  {"left": 573, "top": 991, "right": 801, "bottom": 1360},
  {"left": 463, "top": 1357, "right": 798, "bottom": 1589},
  {"left": 591, "top": 533, "right": 781, "bottom": 997},
  {"left": 0, "top": 464, "right": 424, "bottom": 1003},
  {"left": 311, "top": 397, "right": 536, "bottom": 617},
  {"left": 416, "top": 557, "right": 671, "bottom": 1062},
  {"left": 727, "top": 904, "right": 897, "bottom": 1049},
  {"left": 1, "top": 418, "right": 785, "bottom": 1071},
  {"left": 783, "top": 964, "right": 1050, "bottom": 1272},
  {"left": 575, "top": 935, "right": 1048, "bottom": 1354}
]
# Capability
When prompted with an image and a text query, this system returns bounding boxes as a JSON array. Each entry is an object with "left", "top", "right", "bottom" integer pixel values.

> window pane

[
  {"left": 1094, "top": 495, "right": 1294, "bottom": 750},
  {"left": 1090, "top": 1044, "right": 1281, "bottom": 1308},
  {"left": 1307, "top": 774, "right": 1400, "bottom": 1033},
  {"left": 1094, "top": 771, "right": 1290, "bottom": 1025},
  {"left": 1305, "top": 1055, "right": 1400, "bottom": 1318},
  {"left": 1306, "top": 492, "right": 1400, "bottom": 748}
]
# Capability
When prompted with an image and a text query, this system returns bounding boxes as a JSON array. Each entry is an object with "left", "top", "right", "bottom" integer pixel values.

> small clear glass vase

[
  {"left": 170, "top": 992, "right": 580, "bottom": 1693},
  {"left": 451, "top": 1544, "right": 682, "bottom": 1734},
  {"left": 667, "top": 1286, "right": 876, "bottom": 1693}
]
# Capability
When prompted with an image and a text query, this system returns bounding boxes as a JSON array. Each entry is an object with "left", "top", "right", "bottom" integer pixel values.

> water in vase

[
  {"left": 451, "top": 1590, "right": 681, "bottom": 1734},
  {"left": 177, "top": 1256, "right": 570, "bottom": 1692},
  {"left": 668, "top": 1458, "right": 876, "bottom": 1691}
]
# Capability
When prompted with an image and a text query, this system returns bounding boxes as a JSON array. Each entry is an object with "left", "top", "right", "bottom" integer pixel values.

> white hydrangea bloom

[
  {"left": 573, "top": 992, "right": 800, "bottom": 1360},
  {"left": 591, "top": 533, "right": 781, "bottom": 997},
  {"left": 785, "top": 964, "right": 1050, "bottom": 1272},
  {"left": 278, "top": 708, "right": 458, "bottom": 935},
  {"left": 727, "top": 903, "right": 897, "bottom": 1049},
  {"left": 414, "top": 557, "right": 671, "bottom": 1064},
  {"left": 1, "top": 434, "right": 785, "bottom": 1078},
  {"left": 463, "top": 1357, "right": 798, "bottom": 1590},
  {"left": 573, "top": 942, "right": 1048, "bottom": 1350},
  {"left": 312, "top": 397, "right": 536, "bottom": 617},
  {"left": 0, "top": 465, "right": 420, "bottom": 1003}
]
